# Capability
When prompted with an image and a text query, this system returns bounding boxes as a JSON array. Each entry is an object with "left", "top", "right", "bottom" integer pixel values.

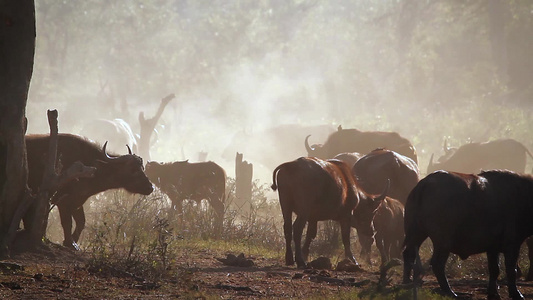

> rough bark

[
  {"left": 28, "top": 110, "right": 96, "bottom": 246},
  {"left": 235, "top": 153, "right": 253, "bottom": 213},
  {"left": 0, "top": 0, "right": 36, "bottom": 257}
]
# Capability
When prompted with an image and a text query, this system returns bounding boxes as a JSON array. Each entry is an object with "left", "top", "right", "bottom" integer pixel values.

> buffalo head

[
  {"left": 99, "top": 142, "right": 153, "bottom": 195},
  {"left": 351, "top": 179, "right": 390, "bottom": 261},
  {"left": 304, "top": 135, "right": 326, "bottom": 158}
]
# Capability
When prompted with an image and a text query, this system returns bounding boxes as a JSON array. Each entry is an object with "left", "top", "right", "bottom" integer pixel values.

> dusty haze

[{"left": 26, "top": 1, "right": 533, "bottom": 183}]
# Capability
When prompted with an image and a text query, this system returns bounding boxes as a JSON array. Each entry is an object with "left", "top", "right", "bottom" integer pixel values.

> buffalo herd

[{"left": 24, "top": 122, "right": 533, "bottom": 299}]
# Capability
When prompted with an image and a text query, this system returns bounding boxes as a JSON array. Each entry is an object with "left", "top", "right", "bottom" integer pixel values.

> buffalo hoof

[
  {"left": 63, "top": 241, "right": 80, "bottom": 251},
  {"left": 509, "top": 291, "right": 524, "bottom": 300},
  {"left": 438, "top": 289, "right": 457, "bottom": 299}
]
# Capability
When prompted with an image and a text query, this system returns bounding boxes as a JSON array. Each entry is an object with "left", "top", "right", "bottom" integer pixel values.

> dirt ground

[{"left": 1, "top": 243, "right": 533, "bottom": 299}]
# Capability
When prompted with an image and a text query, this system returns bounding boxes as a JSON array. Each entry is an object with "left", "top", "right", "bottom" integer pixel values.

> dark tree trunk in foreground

[{"left": 0, "top": 0, "right": 36, "bottom": 257}]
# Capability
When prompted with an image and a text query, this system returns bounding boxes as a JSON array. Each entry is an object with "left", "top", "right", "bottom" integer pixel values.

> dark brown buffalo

[
  {"left": 271, "top": 157, "right": 387, "bottom": 268},
  {"left": 427, "top": 138, "right": 533, "bottom": 174},
  {"left": 427, "top": 139, "right": 533, "bottom": 280},
  {"left": 403, "top": 170, "right": 533, "bottom": 299},
  {"left": 353, "top": 148, "right": 419, "bottom": 205},
  {"left": 305, "top": 126, "right": 418, "bottom": 164},
  {"left": 25, "top": 134, "right": 153, "bottom": 249},
  {"left": 144, "top": 160, "right": 226, "bottom": 236}
]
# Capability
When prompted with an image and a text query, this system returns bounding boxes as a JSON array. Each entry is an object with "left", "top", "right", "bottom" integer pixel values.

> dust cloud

[{"left": 26, "top": 1, "right": 533, "bottom": 183}]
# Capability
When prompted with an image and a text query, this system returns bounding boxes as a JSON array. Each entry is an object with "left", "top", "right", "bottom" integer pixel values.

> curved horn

[
  {"left": 102, "top": 141, "right": 115, "bottom": 160},
  {"left": 305, "top": 135, "right": 315, "bottom": 154},
  {"left": 126, "top": 145, "right": 132, "bottom": 155}
]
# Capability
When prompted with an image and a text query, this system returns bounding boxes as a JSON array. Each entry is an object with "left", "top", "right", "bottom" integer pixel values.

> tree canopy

[{"left": 27, "top": 0, "right": 533, "bottom": 174}]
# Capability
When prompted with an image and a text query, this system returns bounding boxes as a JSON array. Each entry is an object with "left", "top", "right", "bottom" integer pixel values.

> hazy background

[{"left": 26, "top": 0, "right": 533, "bottom": 183}]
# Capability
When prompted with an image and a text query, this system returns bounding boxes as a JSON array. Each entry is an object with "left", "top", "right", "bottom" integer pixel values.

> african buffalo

[
  {"left": 353, "top": 148, "right": 419, "bottom": 204},
  {"left": 356, "top": 196, "right": 404, "bottom": 266},
  {"left": 80, "top": 118, "right": 139, "bottom": 155},
  {"left": 427, "top": 138, "right": 533, "bottom": 174},
  {"left": 145, "top": 160, "right": 226, "bottom": 237},
  {"left": 25, "top": 134, "right": 153, "bottom": 249},
  {"left": 403, "top": 170, "right": 533, "bottom": 299},
  {"left": 333, "top": 152, "right": 362, "bottom": 169},
  {"left": 271, "top": 157, "right": 387, "bottom": 268},
  {"left": 305, "top": 126, "right": 418, "bottom": 164}
]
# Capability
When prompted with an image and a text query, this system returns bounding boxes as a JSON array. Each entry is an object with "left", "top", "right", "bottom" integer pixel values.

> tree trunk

[
  {"left": 138, "top": 94, "right": 174, "bottom": 161},
  {"left": 235, "top": 152, "right": 253, "bottom": 214},
  {"left": 0, "top": 0, "right": 36, "bottom": 257}
]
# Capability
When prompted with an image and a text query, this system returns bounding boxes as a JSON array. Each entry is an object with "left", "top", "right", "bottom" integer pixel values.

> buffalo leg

[
  {"left": 393, "top": 238, "right": 403, "bottom": 259},
  {"left": 486, "top": 250, "right": 500, "bottom": 299},
  {"left": 358, "top": 232, "right": 373, "bottom": 265},
  {"left": 526, "top": 237, "right": 533, "bottom": 281},
  {"left": 167, "top": 192, "right": 183, "bottom": 227},
  {"left": 209, "top": 197, "right": 224, "bottom": 238},
  {"left": 340, "top": 219, "right": 356, "bottom": 264},
  {"left": 504, "top": 245, "right": 524, "bottom": 300},
  {"left": 381, "top": 233, "right": 392, "bottom": 265},
  {"left": 402, "top": 233, "right": 426, "bottom": 284},
  {"left": 71, "top": 206, "right": 85, "bottom": 244},
  {"left": 302, "top": 221, "right": 317, "bottom": 262},
  {"left": 57, "top": 205, "right": 75, "bottom": 249},
  {"left": 375, "top": 233, "right": 386, "bottom": 266},
  {"left": 292, "top": 216, "right": 307, "bottom": 268},
  {"left": 281, "top": 207, "right": 294, "bottom": 266},
  {"left": 431, "top": 247, "right": 456, "bottom": 298}
]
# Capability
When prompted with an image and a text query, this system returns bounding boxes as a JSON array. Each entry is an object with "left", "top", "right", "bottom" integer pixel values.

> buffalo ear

[
  {"left": 370, "top": 179, "right": 390, "bottom": 212},
  {"left": 94, "top": 159, "right": 108, "bottom": 168},
  {"left": 370, "top": 198, "right": 383, "bottom": 212}
]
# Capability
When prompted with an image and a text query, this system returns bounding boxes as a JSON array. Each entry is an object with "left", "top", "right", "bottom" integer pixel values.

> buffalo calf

[{"left": 357, "top": 197, "right": 404, "bottom": 266}]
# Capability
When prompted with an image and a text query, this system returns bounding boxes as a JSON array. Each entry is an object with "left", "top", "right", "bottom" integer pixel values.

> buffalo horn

[
  {"left": 305, "top": 135, "right": 315, "bottom": 154},
  {"left": 126, "top": 145, "right": 132, "bottom": 155},
  {"left": 102, "top": 141, "right": 118, "bottom": 160},
  {"left": 443, "top": 138, "right": 450, "bottom": 153}
]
